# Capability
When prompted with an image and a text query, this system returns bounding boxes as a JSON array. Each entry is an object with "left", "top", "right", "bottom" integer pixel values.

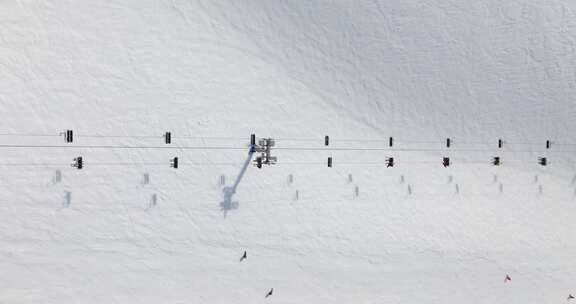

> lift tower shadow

[{"left": 220, "top": 149, "right": 254, "bottom": 218}]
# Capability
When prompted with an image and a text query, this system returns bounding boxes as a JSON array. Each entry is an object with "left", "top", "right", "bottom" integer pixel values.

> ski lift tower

[{"left": 252, "top": 137, "right": 277, "bottom": 169}]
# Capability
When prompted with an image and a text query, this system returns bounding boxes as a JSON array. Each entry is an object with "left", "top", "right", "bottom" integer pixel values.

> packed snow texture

[{"left": 1, "top": 1, "right": 576, "bottom": 303}]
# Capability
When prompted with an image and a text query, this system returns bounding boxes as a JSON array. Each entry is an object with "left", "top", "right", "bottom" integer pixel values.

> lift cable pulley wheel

[{"left": 251, "top": 135, "right": 277, "bottom": 169}]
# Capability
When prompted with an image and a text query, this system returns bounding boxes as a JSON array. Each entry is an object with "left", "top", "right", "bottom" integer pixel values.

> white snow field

[{"left": 1, "top": 1, "right": 576, "bottom": 303}]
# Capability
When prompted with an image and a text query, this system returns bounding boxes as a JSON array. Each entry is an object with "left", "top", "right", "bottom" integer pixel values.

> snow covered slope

[{"left": 1, "top": 1, "right": 576, "bottom": 303}]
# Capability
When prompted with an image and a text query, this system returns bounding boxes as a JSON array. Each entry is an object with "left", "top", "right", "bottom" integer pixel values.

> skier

[
  {"left": 504, "top": 275, "right": 511, "bottom": 282},
  {"left": 265, "top": 288, "right": 273, "bottom": 298},
  {"left": 568, "top": 294, "right": 575, "bottom": 300},
  {"left": 240, "top": 251, "right": 247, "bottom": 262}
]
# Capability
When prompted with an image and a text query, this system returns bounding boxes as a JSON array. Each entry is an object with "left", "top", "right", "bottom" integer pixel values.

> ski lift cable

[
  {"left": 0, "top": 144, "right": 248, "bottom": 150},
  {"left": 0, "top": 143, "right": 571, "bottom": 154},
  {"left": 0, "top": 133, "right": 60, "bottom": 137},
  {"left": 273, "top": 160, "right": 546, "bottom": 166},
  {"left": 275, "top": 147, "right": 573, "bottom": 153},
  {"left": 276, "top": 137, "right": 562, "bottom": 146},
  {"left": 77, "top": 134, "right": 247, "bottom": 140},
  {"left": 0, "top": 132, "right": 249, "bottom": 140},
  {"left": 0, "top": 159, "right": 554, "bottom": 167},
  {"left": 0, "top": 132, "right": 571, "bottom": 147},
  {"left": 0, "top": 161, "right": 248, "bottom": 167},
  {"left": 78, "top": 135, "right": 161, "bottom": 139}
]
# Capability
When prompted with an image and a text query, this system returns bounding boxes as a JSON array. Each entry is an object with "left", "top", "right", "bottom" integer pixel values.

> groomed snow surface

[{"left": 1, "top": 1, "right": 576, "bottom": 303}]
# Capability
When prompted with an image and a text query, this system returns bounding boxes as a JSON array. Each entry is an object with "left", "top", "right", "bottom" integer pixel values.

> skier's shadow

[{"left": 220, "top": 150, "right": 254, "bottom": 218}]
